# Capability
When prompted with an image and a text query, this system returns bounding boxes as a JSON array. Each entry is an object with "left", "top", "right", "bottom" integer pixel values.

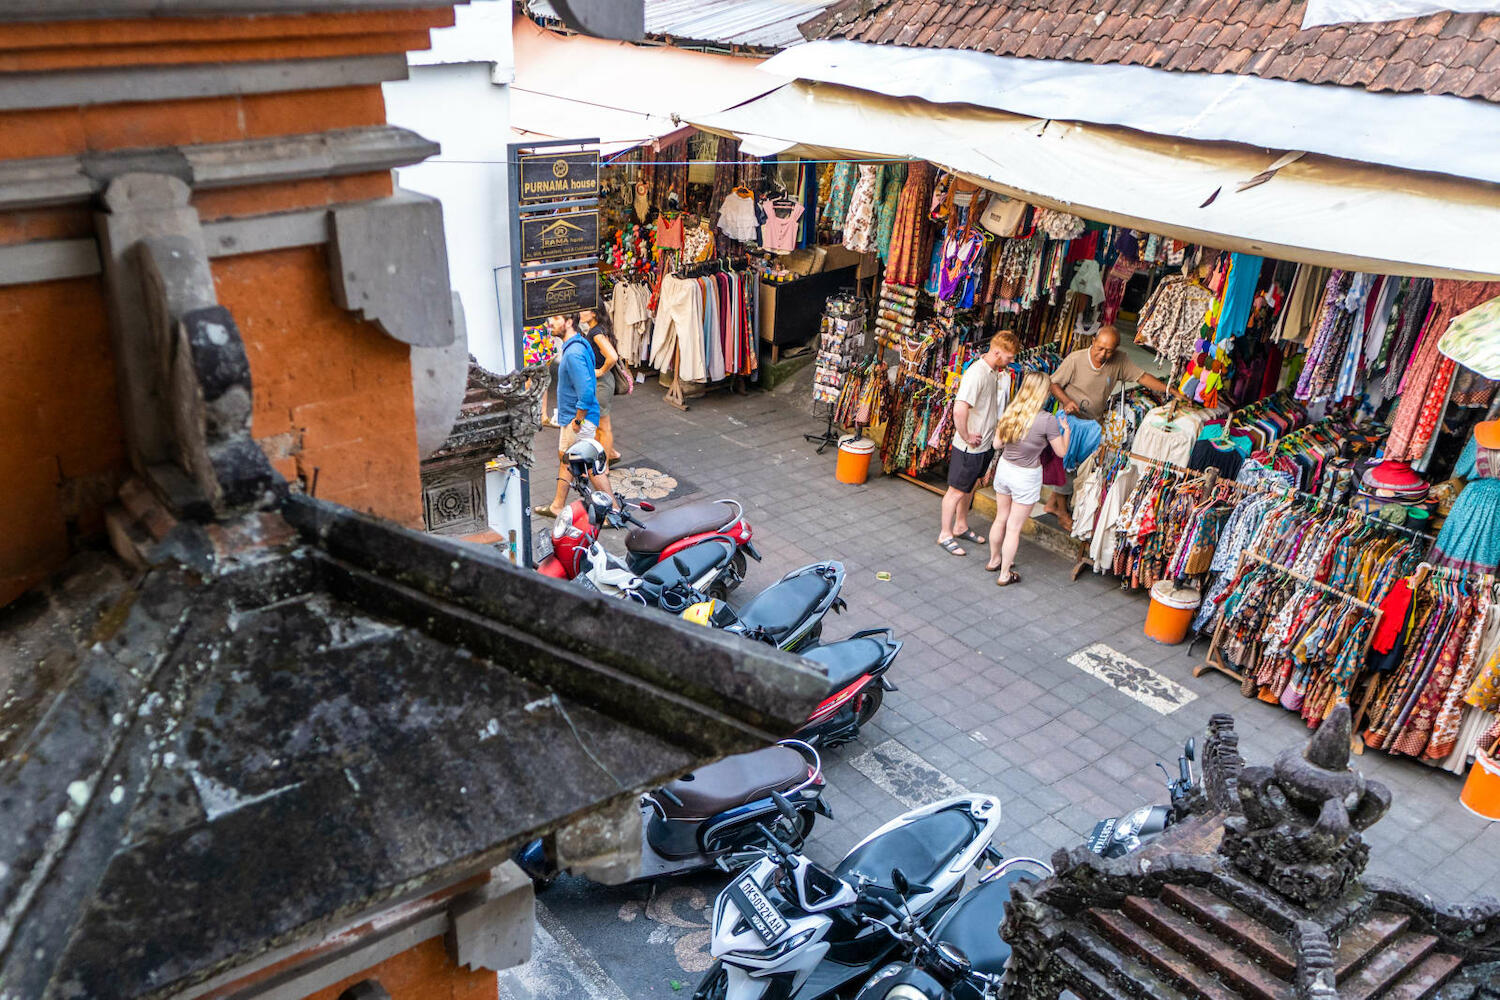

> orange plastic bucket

[
  {"left": 1144, "top": 581, "right": 1201, "bottom": 645},
  {"left": 835, "top": 435, "right": 875, "bottom": 485},
  {"left": 1460, "top": 747, "right": 1500, "bottom": 821}
]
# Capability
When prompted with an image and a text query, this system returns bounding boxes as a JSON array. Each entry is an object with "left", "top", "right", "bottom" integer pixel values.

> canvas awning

[
  {"left": 691, "top": 81, "right": 1500, "bottom": 280},
  {"left": 511, "top": 15, "right": 786, "bottom": 155}
]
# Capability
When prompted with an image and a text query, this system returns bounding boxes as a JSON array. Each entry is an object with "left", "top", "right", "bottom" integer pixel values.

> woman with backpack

[{"left": 581, "top": 308, "right": 627, "bottom": 462}]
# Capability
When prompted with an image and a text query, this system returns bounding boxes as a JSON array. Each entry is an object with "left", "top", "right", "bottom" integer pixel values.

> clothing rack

[
  {"left": 660, "top": 256, "right": 751, "bottom": 411},
  {"left": 1200, "top": 551, "right": 1384, "bottom": 711}
]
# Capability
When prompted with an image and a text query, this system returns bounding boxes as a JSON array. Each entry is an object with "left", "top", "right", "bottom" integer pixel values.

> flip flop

[
  {"left": 996, "top": 570, "right": 1022, "bottom": 587},
  {"left": 532, "top": 505, "right": 560, "bottom": 518},
  {"left": 938, "top": 537, "right": 966, "bottom": 557},
  {"left": 955, "top": 528, "right": 987, "bottom": 545}
]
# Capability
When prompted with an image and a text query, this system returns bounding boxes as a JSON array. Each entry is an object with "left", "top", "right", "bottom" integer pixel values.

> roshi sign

[
  {"left": 522, "top": 268, "right": 598, "bottom": 322},
  {"left": 519, "top": 151, "right": 599, "bottom": 202}
]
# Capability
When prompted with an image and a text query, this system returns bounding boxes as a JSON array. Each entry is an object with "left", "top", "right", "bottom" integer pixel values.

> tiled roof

[{"left": 801, "top": 0, "right": 1500, "bottom": 103}]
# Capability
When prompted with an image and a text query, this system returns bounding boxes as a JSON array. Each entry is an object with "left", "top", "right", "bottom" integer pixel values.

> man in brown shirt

[{"left": 1046, "top": 326, "right": 1167, "bottom": 528}]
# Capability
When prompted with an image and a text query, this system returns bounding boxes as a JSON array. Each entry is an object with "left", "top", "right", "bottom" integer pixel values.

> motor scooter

[
  {"left": 1086, "top": 736, "right": 1196, "bottom": 858},
  {"left": 693, "top": 793, "right": 1004, "bottom": 1000},
  {"left": 681, "top": 562, "right": 849, "bottom": 653},
  {"left": 852, "top": 856, "right": 1053, "bottom": 1000},
  {"left": 516, "top": 740, "right": 831, "bottom": 889},
  {"left": 622, "top": 496, "right": 761, "bottom": 586},
  {"left": 538, "top": 464, "right": 746, "bottom": 601}
]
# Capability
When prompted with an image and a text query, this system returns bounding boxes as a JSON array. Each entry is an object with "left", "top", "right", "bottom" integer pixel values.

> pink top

[{"left": 760, "top": 199, "right": 804, "bottom": 254}]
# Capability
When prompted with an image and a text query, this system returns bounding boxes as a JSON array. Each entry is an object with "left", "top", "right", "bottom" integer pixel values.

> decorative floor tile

[
  {"left": 1067, "top": 643, "right": 1198, "bottom": 715},
  {"left": 848, "top": 738, "right": 968, "bottom": 810}
]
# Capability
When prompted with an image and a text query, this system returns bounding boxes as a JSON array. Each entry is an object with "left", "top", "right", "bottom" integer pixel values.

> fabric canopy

[
  {"left": 1439, "top": 296, "right": 1500, "bottom": 379},
  {"left": 510, "top": 15, "right": 786, "bottom": 155},
  {"left": 691, "top": 81, "right": 1500, "bottom": 280}
]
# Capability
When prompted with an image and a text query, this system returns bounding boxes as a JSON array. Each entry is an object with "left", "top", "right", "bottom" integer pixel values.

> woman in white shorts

[{"left": 987, "top": 372, "right": 1069, "bottom": 587}]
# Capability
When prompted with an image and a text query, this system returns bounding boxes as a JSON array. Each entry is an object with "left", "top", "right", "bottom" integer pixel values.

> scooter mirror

[
  {"left": 890, "top": 868, "right": 910, "bottom": 897},
  {"left": 1184, "top": 737, "right": 1196, "bottom": 761},
  {"left": 770, "top": 790, "right": 801, "bottom": 830}
]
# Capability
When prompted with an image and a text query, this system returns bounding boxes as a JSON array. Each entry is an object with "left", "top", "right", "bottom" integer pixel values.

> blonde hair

[{"left": 994, "top": 372, "right": 1051, "bottom": 447}]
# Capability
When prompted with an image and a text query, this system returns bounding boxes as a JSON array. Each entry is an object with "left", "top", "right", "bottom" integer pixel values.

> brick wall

[
  {"left": 0, "top": 276, "right": 124, "bottom": 607},
  {"left": 302, "top": 936, "right": 498, "bottom": 1000},
  {"left": 0, "top": 7, "right": 450, "bottom": 605},
  {"left": 214, "top": 245, "right": 424, "bottom": 528}
]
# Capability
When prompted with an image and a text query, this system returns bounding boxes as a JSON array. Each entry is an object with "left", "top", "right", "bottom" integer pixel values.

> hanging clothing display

[
  {"left": 885, "top": 161, "right": 936, "bottom": 287},
  {"left": 649, "top": 266, "right": 757, "bottom": 383},
  {"left": 842, "top": 164, "right": 880, "bottom": 253},
  {"left": 716, "top": 189, "right": 759, "bottom": 242}
]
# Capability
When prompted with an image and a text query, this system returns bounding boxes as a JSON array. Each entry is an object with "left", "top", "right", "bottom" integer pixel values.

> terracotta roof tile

[
  {"left": 1212, "top": 47, "right": 1253, "bottom": 74},
  {"left": 1369, "top": 59, "right": 1418, "bottom": 92},
  {"left": 797, "top": 0, "right": 1500, "bottom": 103}
]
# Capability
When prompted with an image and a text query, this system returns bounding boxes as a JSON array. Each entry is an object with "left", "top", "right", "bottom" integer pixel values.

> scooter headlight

[
  {"left": 729, "top": 928, "right": 814, "bottom": 963},
  {"left": 552, "top": 515, "right": 580, "bottom": 540},
  {"left": 1115, "top": 805, "right": 1154, "bottom": 840},
  {"left": 883, "top": 987, "right": 937, "bottom": 1000}
]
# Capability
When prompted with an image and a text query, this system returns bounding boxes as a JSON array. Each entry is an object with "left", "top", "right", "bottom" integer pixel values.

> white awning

[
  {"left": 510, "top": 15, "right": 786, "bottom": 155},
  {"left": 759, "top": 40, "right": 1500, "bottom": 187},
  {"left": 691, "top": 81, "right": 1500, "bottom": 280}
]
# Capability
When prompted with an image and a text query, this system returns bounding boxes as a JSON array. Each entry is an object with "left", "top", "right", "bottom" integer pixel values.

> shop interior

[{"left": 529, "top": 126, "right": 1500, "bottom": 787}]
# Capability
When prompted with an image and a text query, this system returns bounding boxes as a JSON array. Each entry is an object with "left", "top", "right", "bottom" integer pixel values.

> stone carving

[
  {"left": 1220, "top": 704, "right": 1391, "bottom": 909},
  {"left": 1290, "top": 920, "right": 1338, "bottom": 998},
  {"left": 329, "top": 191, "right": 455, "bottom": 348},
  {"left": 1200, "top": 712, "right": 1243, "bottom": 814}
]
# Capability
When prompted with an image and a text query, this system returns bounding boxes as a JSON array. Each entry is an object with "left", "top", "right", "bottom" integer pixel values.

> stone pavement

[{"left": 510, "top": 369, "right": 1498, "bottom": 997}]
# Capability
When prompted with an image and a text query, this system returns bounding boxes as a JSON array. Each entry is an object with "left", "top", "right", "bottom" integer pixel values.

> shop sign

[
  {"left": 520, "top": 210, "right": 598, "bottom": 263},
  {"left": 518, "top": 150, "right": 599, "bottom": 202},
  {"left": 522, "top": 268, "right": 598, "bottom": 322}
]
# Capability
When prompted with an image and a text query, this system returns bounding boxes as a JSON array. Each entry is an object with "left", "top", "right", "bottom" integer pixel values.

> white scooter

[{"left": 694, "top": 794, "right": 1004, "bottom": 1000}]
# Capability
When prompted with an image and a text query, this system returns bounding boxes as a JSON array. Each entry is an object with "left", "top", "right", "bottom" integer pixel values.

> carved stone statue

[{"left": 1219, "top": 704, "right": 1392, "bottom": 908}]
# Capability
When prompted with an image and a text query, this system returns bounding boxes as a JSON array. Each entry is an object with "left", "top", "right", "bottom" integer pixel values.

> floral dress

[{"left": 842, "top": 165, "right": 880, "bottom": 254}]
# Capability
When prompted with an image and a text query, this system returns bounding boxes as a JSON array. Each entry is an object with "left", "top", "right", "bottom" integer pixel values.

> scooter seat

[
  {"left": 636, "top": 538, "right": 733, "bottom": 603},
  {"left": 930, "top": 870, "right": 1035, "bottom": 985},
  {"left": 802, "top": 636, "right": 887, "bottom": 692},
  {"left": 659, "top": 745, "right": 808, "bottom": 819},
  {"left": 835, "top": 807, "right": 977, "bottom": 890},
  {"left": 625, "top": 500, "right": 735, "bottom": 554},
  {"left": 736, "top": 570, "right": 834, "bottom": 645}
]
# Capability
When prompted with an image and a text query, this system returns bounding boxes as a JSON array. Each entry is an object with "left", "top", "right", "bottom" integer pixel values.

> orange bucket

[
  {"left": 1144, "top": 581, "right": 1201, "bottom": 645},
  {"left": 1460, "top": 746, "right": 1500, "bottom": 821},
  {"left": 835, "top": 435, "right": 875, "bottom": 485}
]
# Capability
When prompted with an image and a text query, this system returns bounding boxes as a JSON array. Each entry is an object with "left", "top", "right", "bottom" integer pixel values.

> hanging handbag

[{"left": 980, "top": 196, "right": 1028, "bottom": 238}]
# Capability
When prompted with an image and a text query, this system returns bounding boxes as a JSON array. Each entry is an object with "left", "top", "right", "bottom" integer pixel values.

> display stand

[{"left": 805, "top": 403, "right": 842, "bottom": 453}]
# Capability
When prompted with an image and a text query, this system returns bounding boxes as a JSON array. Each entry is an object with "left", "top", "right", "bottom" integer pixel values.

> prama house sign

[{"left": 520, "top": 210, "right": 599, "bottom": 263}]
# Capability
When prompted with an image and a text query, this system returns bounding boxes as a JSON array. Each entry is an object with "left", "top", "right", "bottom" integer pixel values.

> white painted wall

[
  {"left": 385, "top": 2, "right": 526, "bottom": 548},
  {"left": 384, "top": 2, "right": 515, "bottom": 372}
]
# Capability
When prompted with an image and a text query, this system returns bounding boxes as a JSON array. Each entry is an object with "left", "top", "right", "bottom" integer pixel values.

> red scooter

[
  {"left": 536, "top": 441, "right": 759, "bottom": 590},
  {"left": 621, "top": 497, "right": 759, "bottom": 585}
]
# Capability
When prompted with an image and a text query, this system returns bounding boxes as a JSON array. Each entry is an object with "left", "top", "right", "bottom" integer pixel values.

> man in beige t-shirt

[
  {"left": 938, "top": 331, "right": 1018, "bottom": 556},
  {"left": 1046, "top": 325, "right": 1167, "bottom": 528}
]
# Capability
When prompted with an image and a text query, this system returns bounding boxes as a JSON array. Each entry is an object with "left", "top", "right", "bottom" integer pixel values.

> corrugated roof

[
  {"left": 526, "top": 0, "right": 836, "bottom": 50},
  {"left": 800, "top": 0, "right": 1500, "bottom": 103}
]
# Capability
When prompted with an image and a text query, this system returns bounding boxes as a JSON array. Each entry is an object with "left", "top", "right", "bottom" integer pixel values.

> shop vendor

[{"left": 1046, "top": 325, "right": 1168, "bottom": 529}]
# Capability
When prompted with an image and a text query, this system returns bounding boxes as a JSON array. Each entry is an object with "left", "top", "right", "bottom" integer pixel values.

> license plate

[
  {"left": 1088, "top": 819, "right": 1115, "bottom": 855},
  {"left": 535, "top": 535, "right": 553, "bottom": 559},
  {"left": 726, "top": 873, "right": 788, "bottom": 946}
]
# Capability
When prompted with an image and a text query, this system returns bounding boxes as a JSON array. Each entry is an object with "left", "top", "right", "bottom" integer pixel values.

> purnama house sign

[
  {"left": 518, "top": 151, "right": 599, "bottom": 202},
  {"left": 522, "top": 268, "right": 598, "bottom": 322},
  {"left": 521, "top": 210, "right": 599, "bottom": 263}
]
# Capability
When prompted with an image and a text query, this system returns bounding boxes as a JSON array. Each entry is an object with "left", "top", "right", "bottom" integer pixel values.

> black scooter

[
  {"left": 517, "top": 740, "right": 829, "bottom": 889},
  {"left": 1086, "top": 737, "right": 1197, "bottom": 858},
  {"left": 853, "top": 857, "right": 1055, "bottom": 1000}
]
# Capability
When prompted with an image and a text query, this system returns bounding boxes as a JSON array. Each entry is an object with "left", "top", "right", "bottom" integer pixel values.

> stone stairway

[{"left": 1047, "top": 882, "right": 1467, "bottom": 1000}]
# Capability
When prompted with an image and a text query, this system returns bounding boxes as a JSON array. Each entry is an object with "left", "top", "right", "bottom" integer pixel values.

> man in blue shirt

[{"left": 536, "top": 312, "right": 613, "bottom": 517}]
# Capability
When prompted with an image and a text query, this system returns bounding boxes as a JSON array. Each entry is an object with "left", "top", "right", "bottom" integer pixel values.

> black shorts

[{"left": 947, "top": 446, "right": 993, "bottom": 493}]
